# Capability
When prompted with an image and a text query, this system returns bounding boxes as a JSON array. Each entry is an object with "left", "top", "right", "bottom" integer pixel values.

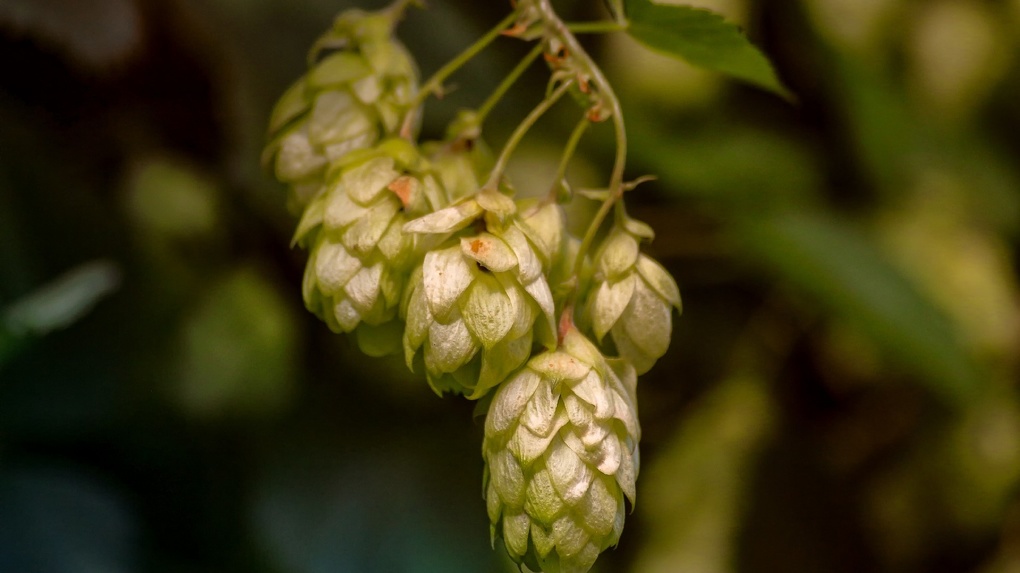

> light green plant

[{"left": 265, "top": 1, "right": 784, "bottom": 570}]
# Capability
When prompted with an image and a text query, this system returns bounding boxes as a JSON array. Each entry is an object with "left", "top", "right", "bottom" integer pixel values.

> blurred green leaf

[
  {"left": 630, "top": 120, "right": 821, "bottom": 209},
  {"left": 624, "top": 0, "right": 790, "bottom": 98},
  {"left": 736, "top": 211, "right": 984, "bottom": 404},
  {"left": 833, "top": 57, "right": 926, "bottom": 188}
]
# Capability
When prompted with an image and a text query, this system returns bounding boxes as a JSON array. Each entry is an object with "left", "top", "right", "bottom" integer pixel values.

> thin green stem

[
  {"left": 402, "top": 10, "right": 518, "bottom": 135},
  {"left": 565, "top": 21, "right": 627, "bottom": 34},
  {"left": 531, "top": 0, "right": 629, "bottom": 279},
  {"left": 476, "top": 43, "right": 545, "bottom": 126},
  {"left": 546, "top": 115, "right": 591, "bottom": 202},
  {"left": 384, "top": 0, "right": 417, "bottom": 19},
  {"left": 484, "top": 79, "right": 575, "bottom": 190}
]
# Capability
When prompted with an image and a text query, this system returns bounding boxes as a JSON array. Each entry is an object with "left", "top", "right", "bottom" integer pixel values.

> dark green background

[{"left": 2, "top": 0, "right": 1019, "bottom": 572}]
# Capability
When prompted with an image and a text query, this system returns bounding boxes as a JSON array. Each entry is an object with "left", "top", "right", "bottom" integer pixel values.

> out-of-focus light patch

[
  {"left": 0, "top": 0, "right": 143, "bottom": 71},
  {"left": 803, "top": 0, "right": 904, "bottom": 59},
  {"left": 876, "top": 172, "right": 1020, "bottom": 369},
  {"left": 0, "top": 466, "right": 138, "bottom": 573},
  {"left": 631, "top": 375, "right": 774, "bottom": 573},
  {"left": 946, "top": 392, "right": 1020, "bottom": 531},
  {"left": 906, "top": 0, "right": 1009, "bottom": 121},
  {"left": 125, "top": 157, "right": 219, "bottom": 240},
  {"left": 864, "top": 461, "right": 928, "bottom": 569},
  {"left": 2, "top": 259, "right": 122, "bottom": 337},
  {"left": 604, "top": 0, "right": 746, "bottom": 110},
  {"left": 176, "top": 266, "right": 299, "bottom": 420}
]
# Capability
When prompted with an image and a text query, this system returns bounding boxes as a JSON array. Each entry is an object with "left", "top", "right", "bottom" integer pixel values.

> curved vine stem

[
  {"left": 400, "top": 10, "right": 519, "bottom": 136},
  {"left": 529, "top": 0, "right": 629, "bottom": 287},
  {"left": 476, "top": 43, "right": 545, "bottom": 127},
  {"left": 546, "top": 115, "right": 591, "bottom": 202},
  {"left": 483, "top": 79, "right": 575, "bottom": 190}
]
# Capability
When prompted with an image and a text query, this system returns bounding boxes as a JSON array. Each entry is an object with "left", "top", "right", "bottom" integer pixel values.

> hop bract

[
  {"left": 297, "top": 138, "right": 443, "bottom": 356},
  {"left": 263, "top": 8, "right": 419, "bottom": 211},
  {"left": 482, "top": 327, "right": 640, "bottom": 573},
  {"left": 401, "top": 189, "right": 557, "bottom": 398},
  {"left": 587, "top": 227, "right": 681, "bottom": 373}
]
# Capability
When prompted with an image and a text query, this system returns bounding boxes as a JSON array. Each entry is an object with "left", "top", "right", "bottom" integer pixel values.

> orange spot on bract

[
  {"left": 388, "top": 176, "right": 414, "bottom": 208},
  {"left": 470, "top": 239, "right": 485, "bottom": 254}
]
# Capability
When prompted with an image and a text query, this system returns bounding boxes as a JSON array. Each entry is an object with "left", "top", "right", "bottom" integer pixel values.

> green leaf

[
  {"left": 736, "top": 211, "right": 984, "bottom": 405},
  {"left": 624, "top": 0, "right": 790, "bottom": 98}
]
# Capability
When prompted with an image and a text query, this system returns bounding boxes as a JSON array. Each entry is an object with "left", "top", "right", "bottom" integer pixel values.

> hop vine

[{"left": 263, "top": 1, "right": 695, "bottom": 570}]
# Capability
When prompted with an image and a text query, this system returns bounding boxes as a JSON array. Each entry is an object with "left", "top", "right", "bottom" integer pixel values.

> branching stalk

[
  {"left": 529, "top": 0, "right": 629, "bottom": 284},
  {"left": 483, "top": 79, "right": 575, "bottom": 190},
  {"left": 476, "top": 43, "right": 545, "bottom": 127},
  {"left": 401, "top": 10, "right": 519, "bottom": 135},
  {"left": 546, "top": 115, "right": 591, "bottom": 202}
]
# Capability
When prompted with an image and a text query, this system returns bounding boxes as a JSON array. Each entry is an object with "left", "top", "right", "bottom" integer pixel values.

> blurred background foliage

[{"left": 1, "top": 0, "right": 1019, "bottom": 571}]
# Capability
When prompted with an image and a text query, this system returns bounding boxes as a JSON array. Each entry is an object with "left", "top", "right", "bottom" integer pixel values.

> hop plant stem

[
  {"left": 565, "top": 21, "right": 628, "bottom": 34},
  {"left": 483, "top": 79, "right": 575, "bottom": 191},
  {"left": 401, "top": 10, "right": 520, "bottom": 136},
  {"left": 476, "top": 43, "right": 546, "bottom": 127},
  {"left": 526, "top": 0, "right": 629, "bottom": 296},
  {"left": 547, "top": 115, "right": 591, "bottom": 201}
]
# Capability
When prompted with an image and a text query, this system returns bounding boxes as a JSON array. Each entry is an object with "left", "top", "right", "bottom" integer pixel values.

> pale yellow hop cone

[
  {"left": 263, "top": 7, "right": 420, "bottom": 211},
  {"left": 482, "top": 326, "right": 640, "bottom": 573},
  {"left": 423, "top": 137, "right": 491, "bottom": 205},
  {"left": 401, "top": 189, "right": 558, "bottom": 398},
  {"left": 297, "top": 138, "right": 443, "bottom": 356},
  {"left": 587, "top": 227, "right": 681, "bottom": 373}
]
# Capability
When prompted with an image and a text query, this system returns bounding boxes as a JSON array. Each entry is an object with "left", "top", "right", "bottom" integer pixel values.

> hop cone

[
  {"left": 401, "top": 189, "right": 557, "bottom": 398},
  {"left": 424, "top": 109, "right": 495, "bottom": 205},
  {"left": 297, "top": 138, "right": 443, "bottom": 356},
  {"left": 263, "top": 7, "right": 419, "bottom": 211},
  {"left": 587, "top": 227, "right": 681, "bottom": 373},
  {"left": 422, "top": 138, "right": 490, "bottom": 206},
  {"left": 482, "top": 326, "right": 640, "bottom": 573}
]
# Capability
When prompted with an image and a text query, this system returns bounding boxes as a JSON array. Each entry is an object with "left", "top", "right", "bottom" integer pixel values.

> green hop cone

[
  {"left": 263, "top": 7, "right": 419, "bottom": 211},
  {"left": 482, "top": 326, "right": 640, "bottom": 573},
  {"left": 423, "top": 138, "right": 491, "bottom": 206},
  {"left": 514, "top": 198, "right": 567, "bottom": 274},
  {"left": 425, "top": 109, "right": 495, "bottom": 205},
  {"left": 587, "top": 227, "right": 681, "bottom": 373},
  {"left": 401, "top": 189, "right": 557, "bottom": 398},
  {"left": 296, "top": 138, "right": 443, "bottom": 356}
]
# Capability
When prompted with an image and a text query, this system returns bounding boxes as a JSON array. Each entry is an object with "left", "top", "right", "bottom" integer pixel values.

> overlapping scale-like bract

[
  {"left": 263, "top": 8, "right": 419, "bottom": 211},
  {"left": 298, "top": 139, "right": 443, "bottom": 356},
  {"left": 401, "top": 190, "right": 557, "bottom": 398},
  {"left": 587, "top": 228, "right": 682, "bottom": 373},
  {"left": 482, "top": 327, "right": 640, "bottom": 573}
]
